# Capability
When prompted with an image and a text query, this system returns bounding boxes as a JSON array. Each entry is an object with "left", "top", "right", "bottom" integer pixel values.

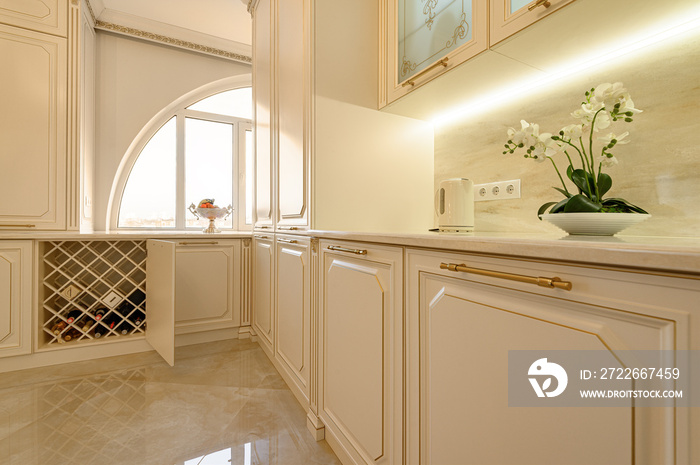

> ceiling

[{"left": 89, "top": 0, "right": 252, "bottom": 59}]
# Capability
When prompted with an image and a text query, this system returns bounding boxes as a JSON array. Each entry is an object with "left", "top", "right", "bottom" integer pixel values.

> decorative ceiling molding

[{"left": 84, "top": 0, "right": 252, "bottom": 64}]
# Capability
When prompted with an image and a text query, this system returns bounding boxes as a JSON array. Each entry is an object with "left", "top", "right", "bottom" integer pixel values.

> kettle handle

[{"left": 434, "top": 188, "right": 440, "bottom": 217}]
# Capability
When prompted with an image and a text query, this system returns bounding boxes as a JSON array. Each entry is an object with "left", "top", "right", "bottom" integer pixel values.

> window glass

[
  {"left": 187, "top": 87, "right": 253, "bottom": 120},
  {"left": 185, "top": 118, "right": 234, "bottom": 228},
  {"left": 118, "top": 118, "right": 176, "bottom": 228}
]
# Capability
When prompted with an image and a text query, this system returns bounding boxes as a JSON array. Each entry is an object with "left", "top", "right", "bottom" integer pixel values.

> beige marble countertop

[
  {"left": 1, "top": 229, "right": 699, "bottom": 275},
  {"left": 305, "top": 230, "right": 700, "bottom": 276}
]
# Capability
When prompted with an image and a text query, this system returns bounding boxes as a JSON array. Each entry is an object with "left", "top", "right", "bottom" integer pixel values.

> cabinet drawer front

[
  {"left": 0, "top": 242, "right": 31, "bottom": 357},
  {"left": 0, "top": 0, "right": 67, "bottom": 37},
  {"left": 252, "top": 236, "right": 274, "bottom": 348},
  {"left": 406, "top": 248, "right": 698, "bottom": 465}
]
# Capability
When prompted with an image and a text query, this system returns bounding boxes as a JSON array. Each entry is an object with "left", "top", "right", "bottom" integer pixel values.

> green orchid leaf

[
  {"left": 602, "top": 198, "right": 649, "bottom": 214},
  {"left": 597, "top": 173, "right": 612, "bottom": 197},
  {"left": 563, "top": 194, "right": 602, "bottom": 212},
  {"left": 550, "top": 197, "right": 570, "bottom": 214},
  {"left": 570, "top": 169, "right": 595, "bottom": 198},
  {"left": 537, "top": 201, "right": 558, "bottom": 219},
  {"left": 566, "top": 165, "right": 574, "bottom": 180},
  {"left": 552, "top": 187, "right": 572, "bottom": 198}
]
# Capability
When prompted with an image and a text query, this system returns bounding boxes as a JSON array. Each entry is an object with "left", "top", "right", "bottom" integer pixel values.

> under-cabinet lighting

[{"left": 432, "top": 13, "right": 700, "bottom": 127}]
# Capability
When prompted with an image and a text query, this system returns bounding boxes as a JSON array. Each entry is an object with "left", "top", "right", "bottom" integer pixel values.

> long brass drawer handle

[
  {"left": 0, "top": 224, "right": 36, "bottom": 228},
  {"left": 327, "top": 245, "right": 367, "bottom": 255},
  {"left": 402, "top": 57, "right": 449, "bottom": 87},
  {"left": 277, "top": 238, "right": 297, "bottom": 244},
  {"left": 278, "top": 226, "right": 298, "bottom": 230},
  {"left": 528, "top": 0, "right": 551, "bottom": 11},
  {"left": 255, "top": 235, "right": 271, "bottom": 240},
  {"left": 440, "top": 262, "right": 572, "bottom": 291},
  {"left": 179, "top": 241, "right": 219, "bottom": 245}
]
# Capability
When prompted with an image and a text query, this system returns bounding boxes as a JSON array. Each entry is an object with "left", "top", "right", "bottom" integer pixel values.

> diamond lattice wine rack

[{"left": 40, "top": 241, "right": 147, "bottom": 347}]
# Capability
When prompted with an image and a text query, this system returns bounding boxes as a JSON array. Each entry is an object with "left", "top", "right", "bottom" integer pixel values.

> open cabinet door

[{"left": 146, "top": 240, "right": 176, "bottom": 366}]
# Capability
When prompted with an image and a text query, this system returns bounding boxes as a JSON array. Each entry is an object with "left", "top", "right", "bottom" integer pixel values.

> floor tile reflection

[{"left": 0, "top": 339, "right": 340, "bottom": 465}]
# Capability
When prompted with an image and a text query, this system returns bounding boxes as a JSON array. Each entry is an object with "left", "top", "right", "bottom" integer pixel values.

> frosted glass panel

[
  {"left": 398, "top": 0, "right": 473, "bottom": 82},
  {"left": 119, "top": 118, "right": 176, "bottom": 228},
  {"left": 185, "top": 118, "right": 234, "bottom": 228},
  {"left": 510, "top": 0, "right": 532, "bottom": 14},
  {"left": 187, "top": 88, "right": 252, "bottom": 120}
]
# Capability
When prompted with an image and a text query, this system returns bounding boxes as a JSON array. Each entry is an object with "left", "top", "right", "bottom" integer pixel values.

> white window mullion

[{"left": 175, "top": 112, "right": 186, "bottom": 229}]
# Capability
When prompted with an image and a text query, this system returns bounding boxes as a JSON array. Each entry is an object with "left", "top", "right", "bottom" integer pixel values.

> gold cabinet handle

[
  {"left": 0, "top": 224, "right": 36, "bottom": 228},
  {"left": 258, "top": 225, "right": 272, "bottom": 229},
  {"left": 179, "top": 241, "right": 219, "bottom": 245},
  {"left": 528, "top": 0, "right": 551, "bottom": 11},
  {"left": 440, "top": 262, "right": 572, "bottom": 291},
  {"left": 277, "top": 238, "right": 298, "bottom": 244},
  {"left": 327, "top": 245, "right": 367, "bottom": 255},
  {"left": 402, "top": 57, "right": 449, "bottom": 87},
  {"left": 278, "top": 226, "right": 298, "bottom": 230},
  {"left": 255, "top": 235, "right": 271, "bottom": 240}
]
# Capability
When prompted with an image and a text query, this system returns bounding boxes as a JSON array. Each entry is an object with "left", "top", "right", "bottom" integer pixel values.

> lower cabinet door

[
  {"left": 406, "top": 249, "right": 689, "bottom": 465},
  {"left": 0, "top": 241, "right": 32, "bottom": 358},
  {"left": 174, "top": 240, "right": 241, "bottom": 334},
  {"left": 275, "top": 235, "right": 310, "bottom": 401},
  {"left": 319, "top": 241, "right": 403, "bottom": 465},
  {"left": 252, "top": 235, "right": 274, "bottom": 351}
]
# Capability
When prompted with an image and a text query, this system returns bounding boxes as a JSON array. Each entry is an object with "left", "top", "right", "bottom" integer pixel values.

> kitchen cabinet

[
  {"left": 0, "top": 0, "right": 82, "bottom": 231},
  {"left": 406, "top": 248, "right": 698, "bottom": 465},
  {"left": 0, "top": 0, "right": 67, "bottom": 37},
  {"left": 384, "top": 0, "right": 488, "bottom": 105},
  {"left": 145, "top": 239, "right": 245, "bottom": 366},
  {"left": 318, "top": 240, "right": 403, "bottom": 465},
  {"left": 173, "top": 240, "right": 242, "bottom": 335},
  {"left": 0, "top": 241, "right": 32, "bottom": 358},
  {"left": 249, "top": 0, "right": 434, "bottom": 234},
  {"left": 252, "top": 0, "right": 274, "bottom": 229},
  {"left": 274, "top": 234, "right": 311, "bottom": 403},
  {"left": 252, "top": 234, "right": 275, "bottom": 352},
  {"left": 490, "top": 0, "right": 575, "bottom": 46}
]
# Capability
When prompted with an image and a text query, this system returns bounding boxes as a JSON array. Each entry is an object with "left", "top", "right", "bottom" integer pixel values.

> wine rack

[{"left": 40, "top": 241, "right": 147, "bottom": 347}]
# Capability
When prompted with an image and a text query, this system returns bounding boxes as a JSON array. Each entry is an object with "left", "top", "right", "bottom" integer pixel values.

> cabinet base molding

[
  {"left": 322, "top": 423, "right": 359, "bottom": 465},
  {"left": 306, "top": 412, "right": 325, "bottom": 441},
  {"left": 174, "top": 327, "right": 241, "bottom": 347},
  {"left": 238, "top": 325, "right": 254, "bottom": 339}
]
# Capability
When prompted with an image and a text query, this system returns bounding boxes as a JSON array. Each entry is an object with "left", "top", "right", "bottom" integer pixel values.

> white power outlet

[{"left": 474, "top": 179, "right": 521, "bottom": 201}]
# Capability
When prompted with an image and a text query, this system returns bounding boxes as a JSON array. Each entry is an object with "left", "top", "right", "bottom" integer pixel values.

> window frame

[{"left": 107, "top": 76, "right": 253, "bottom": 232}]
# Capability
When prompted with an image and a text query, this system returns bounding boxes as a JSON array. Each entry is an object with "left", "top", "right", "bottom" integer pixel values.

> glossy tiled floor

[{"left": 0, "top": 339, "right": 340, "bottom": 465}]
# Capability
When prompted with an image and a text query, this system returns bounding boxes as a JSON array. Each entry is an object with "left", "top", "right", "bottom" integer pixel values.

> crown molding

[{"left": 84, "top": 0, "right": 252, "bottom": 64}]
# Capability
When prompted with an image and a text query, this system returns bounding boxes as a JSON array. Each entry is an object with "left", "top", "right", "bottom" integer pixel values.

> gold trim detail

[
  {"left": 446, "top": 12, "right": 469, "bottom": 48},
  {"left": 94, "top": 20, "right": 252, "bottom": 63},
  {"left": 402, "top": 57, "right": 448, "bottom": 87},
  {"left": 85, "top": 0, "right": 97, "bottom": 24},
  {"left": 242, "top": 238, "right": 251, "bottom": 247},
  {"left": 400, "top": 56, "right": 418, "bottom": 78},
  {"left": 423, "top": 0, "right": 439, "bottom": 30}
]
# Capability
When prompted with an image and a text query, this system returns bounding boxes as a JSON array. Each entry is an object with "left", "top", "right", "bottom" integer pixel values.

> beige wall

[
  {"left": 434, "top": 26, "right": 700, "bottom": 237},
  {"left": 93, "top": 31, "right": 250, "bottom": 231}
]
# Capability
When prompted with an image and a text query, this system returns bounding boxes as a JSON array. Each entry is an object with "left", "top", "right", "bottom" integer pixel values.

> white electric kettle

[{"left": 435, "top": 178, "right": 474, "bottom": 232}]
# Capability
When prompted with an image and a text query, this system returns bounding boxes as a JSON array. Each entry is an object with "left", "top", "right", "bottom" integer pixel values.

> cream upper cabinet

[
  {"left": 0, "top": 0, "right": 67, "bottom": 37},
  {"left": 0, "top": 24, "right": 67, "bottom": 230},
  {"left": 384, "top": 0, "right": 488, "bottom": 105},
  {"left": 318, "top": 240, "right": 403, "bottom": 465},
  {"left": 252, "top": 0, "right": 274, "bottom": 229},
  {"left": 490, "top": 0, "right": 576, "bottom": 45},
  {"left": 0, "top": 241, "right": 32, "bottom": 358},
  {"left": 276, "top": 0, "right": 309, "bottom": 230},
  {"left": 406, "top": 248, "right": 698, "bottom": 465},
  {"left": 252, "top": 235, "right": 275, "bottom": 351},
  {"left": 274, "top": 235, "right": 310, "bottom": 402}
]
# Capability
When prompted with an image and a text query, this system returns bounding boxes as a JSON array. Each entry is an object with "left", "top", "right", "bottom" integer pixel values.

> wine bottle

[
  {"left": 65, "top": 309, "right": 82, "bottom": 324},
  {"left": 116, "top": 321, "right": 131, "bottom": 335},
  {"left": 128, "top": 310, "right": 145, "bottom": 327},
  {"left": 91, "top": 307, "right": 107, "bottom": 321},
  {"left": 115, "top": 299, "right": 134, "bottom": 318},
  {"left": 62, "top": 328, "right": 82, "bottom": 342},
  {"left": 80, "top": 317, "right": 95, "bottom": 332},
  {"left": 51, "top": 320, "right": 67, "bottom": 335},
  {"left": 95, "top": 314, "right": 118, "bottom": 338}
]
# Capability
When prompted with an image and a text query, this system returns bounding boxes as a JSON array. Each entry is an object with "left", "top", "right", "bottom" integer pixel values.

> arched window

[{"left": 110, "top": 78, "right": 253, "bottom": 230}]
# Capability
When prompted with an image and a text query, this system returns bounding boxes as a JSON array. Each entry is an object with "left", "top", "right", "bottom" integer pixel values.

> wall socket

[{"left": 474, "top": 179, "right": 521, "bottom": 201}]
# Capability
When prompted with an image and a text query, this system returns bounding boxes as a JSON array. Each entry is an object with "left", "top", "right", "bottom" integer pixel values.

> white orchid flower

[
  {"left": 530, "top": 133, "right": 563, "bottom": 162},
  {"left": 598, "top": 153, "right": 619, "bottom": 168},
  {"left": 508, "top": 119, "right": 540, "bottom": 148},
  {"left": 560, "top": 124, "right": 584, "bottom": 141},
  {"left": 598, "top": 131, "right": 630, "bottom": 146}
]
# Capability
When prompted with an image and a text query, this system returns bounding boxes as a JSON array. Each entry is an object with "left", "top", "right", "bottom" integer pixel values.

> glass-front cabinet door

[
  {"left": 490, "top": 0, "right": 576, "bottom": 46},
  {"left": 384, "top": 0, "right": 487, "bottom": 106}
]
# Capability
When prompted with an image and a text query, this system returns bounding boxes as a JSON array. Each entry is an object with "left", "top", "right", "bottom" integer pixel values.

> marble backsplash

[{"left": 435, "top": 26, "right": 700, "bottom": 237}]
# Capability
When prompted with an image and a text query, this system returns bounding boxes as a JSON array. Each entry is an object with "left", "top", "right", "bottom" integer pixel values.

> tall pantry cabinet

[{"left": 0, "top": 0, "right": 87, "bottom": 231}]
